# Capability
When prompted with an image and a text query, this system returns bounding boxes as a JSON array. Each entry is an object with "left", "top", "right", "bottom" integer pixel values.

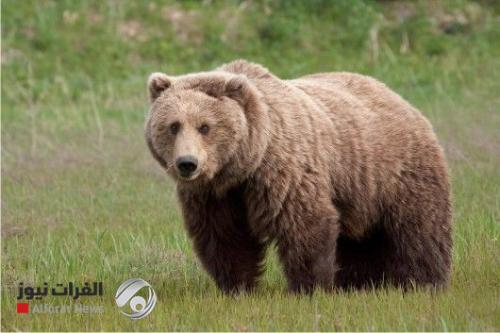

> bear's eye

[
  {"left": 198, "top": 124, "right": 210, "bottom": 135},
  {"left": 169, "top": 122, "right": 180, "bottom": 135}
]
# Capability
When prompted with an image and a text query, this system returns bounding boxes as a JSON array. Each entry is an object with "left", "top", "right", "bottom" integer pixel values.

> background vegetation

[{"left": 2, "top": 0, "right": 499, "bottom": 331}]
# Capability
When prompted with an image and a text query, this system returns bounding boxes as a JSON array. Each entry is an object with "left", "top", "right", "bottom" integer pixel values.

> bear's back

[{"left": 289, "top": 72, "right": 439, "bottom": 163}]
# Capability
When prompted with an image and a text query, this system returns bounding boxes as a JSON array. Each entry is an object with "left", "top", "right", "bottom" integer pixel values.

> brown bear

[{"left": 145, "top": 59, "right": 452, "bottom": 294}]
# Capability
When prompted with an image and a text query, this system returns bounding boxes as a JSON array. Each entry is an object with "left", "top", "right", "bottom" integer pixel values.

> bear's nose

[{"left": 175, "top": 155, "right": 198, "bottom": 176}]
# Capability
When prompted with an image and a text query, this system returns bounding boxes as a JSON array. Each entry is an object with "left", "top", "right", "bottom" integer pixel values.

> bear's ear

[
  {"left": 223, "top": 75, "right": 252, "bottom": 105},
  {"left": 148, "top": 72, "right": 173, "bottom": 102}
]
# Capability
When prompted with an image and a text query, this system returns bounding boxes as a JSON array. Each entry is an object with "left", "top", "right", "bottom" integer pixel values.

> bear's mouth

[{"left": 177, "top": 170, "right": 202, "bottom": 181}]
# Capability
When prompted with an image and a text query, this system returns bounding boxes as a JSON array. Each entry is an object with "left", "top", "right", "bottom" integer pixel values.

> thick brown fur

[{"left": 145, "top": 60, "right": 452, "bottom": 294}]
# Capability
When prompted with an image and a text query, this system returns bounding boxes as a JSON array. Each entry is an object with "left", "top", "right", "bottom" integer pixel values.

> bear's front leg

[
  {"left": 276, "top": 202, "right": 340, "bottom": 294},
  {"left": 178, "top": 186, "right": 267, "bottom": 294}
]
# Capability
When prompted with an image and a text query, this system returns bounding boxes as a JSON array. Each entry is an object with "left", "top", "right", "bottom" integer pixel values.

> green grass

[{"left": 1, "top": 0, "right": 499, "bottom": 331}]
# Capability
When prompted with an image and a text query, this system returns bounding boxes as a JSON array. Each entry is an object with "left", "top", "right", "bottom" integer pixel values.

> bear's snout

[{"left": 176, "top": 155, "right": 199, "bottom": 178}]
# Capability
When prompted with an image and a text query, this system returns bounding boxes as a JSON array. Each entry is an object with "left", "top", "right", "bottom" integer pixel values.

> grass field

[{"left": 1, "top": 0, "right": 499, "bottom": 331}]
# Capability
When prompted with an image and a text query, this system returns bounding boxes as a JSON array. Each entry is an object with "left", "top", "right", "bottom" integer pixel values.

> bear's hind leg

[
  {"left": 382, "top": 211, "right": 452, "bottom": 289},
  {"left": 381, "top": 182, "right": 452, "bottom": 289},
  {"left": 337, "top": 163, "right": 452, "bottom": 290},
  {"left": 276, "top": 203, "right": 340, "bottom": 294}
]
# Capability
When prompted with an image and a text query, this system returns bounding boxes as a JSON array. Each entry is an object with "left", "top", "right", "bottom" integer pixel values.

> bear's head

[{"left": 145, "top": 70, "right": 270, "bottom": 191}]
